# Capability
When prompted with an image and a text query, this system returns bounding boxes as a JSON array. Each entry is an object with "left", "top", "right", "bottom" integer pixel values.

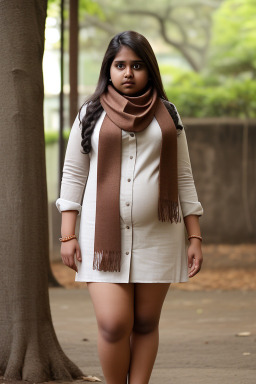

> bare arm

[
  {"left": 56, "top": 108, "right": 90, "bottom": 272},
  {"left": 61, "top": 210, "right": 78, "bottom": 236},
  {"left": 184, "top": 214, "right": 203, "bottom": 278},
  {"left": 60, "top": 210, "right": 81, "bottom": 272}
]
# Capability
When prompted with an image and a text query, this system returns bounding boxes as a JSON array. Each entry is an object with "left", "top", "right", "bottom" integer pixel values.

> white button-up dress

[{"left": 56, "top": 104, "right": 203, "bottom": 283}]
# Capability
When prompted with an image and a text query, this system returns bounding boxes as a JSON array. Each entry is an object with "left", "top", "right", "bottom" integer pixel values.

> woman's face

[{"left": 110, "top": 45, "right": 149, "bottom": 96}]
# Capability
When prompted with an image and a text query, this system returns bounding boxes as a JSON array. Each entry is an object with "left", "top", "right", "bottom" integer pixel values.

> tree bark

[{"left": 0, "top": 0, "right": 83, "bottom": 381}]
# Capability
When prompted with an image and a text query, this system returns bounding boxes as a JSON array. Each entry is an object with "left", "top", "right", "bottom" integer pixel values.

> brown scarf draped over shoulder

[{"left": 93, "top": 85, "right": 179, "bottom": 272}]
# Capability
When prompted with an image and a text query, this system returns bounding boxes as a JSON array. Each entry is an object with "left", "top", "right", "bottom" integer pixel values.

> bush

[
  {"left": 161, "top": 66, "right": 256, "bottom": 118},
  {"left": 44, "top": 130, "right": 70, "bottom": 145}
]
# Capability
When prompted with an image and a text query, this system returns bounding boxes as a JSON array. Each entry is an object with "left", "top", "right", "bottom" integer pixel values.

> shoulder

[
  {"left": 78, "top": 103, "right": 89, "bottom": 122},
  {"left": 78, "top": 99, "right": 104, "bottom": 124},
  {"left": 161, "top": 99, "right": 184, "bottom": 130}
]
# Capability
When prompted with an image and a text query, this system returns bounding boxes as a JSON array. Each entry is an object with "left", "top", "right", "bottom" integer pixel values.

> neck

[{"left": 111, "top": 83, "right": 151, "bottom": 98}]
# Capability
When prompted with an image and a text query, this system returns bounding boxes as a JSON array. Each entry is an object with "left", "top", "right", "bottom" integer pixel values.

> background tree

[
  {"left": 0, "top": 0, "right": 83, "bottom": 380},
  {"left": 209, "top": 0, "right": 256, "bottom": 77},
  {"left": 79, "top": 0, "right": 224, "bottom": 71},
  {"left": 163, "top": 0, "right": 256, "bottom": 117}
]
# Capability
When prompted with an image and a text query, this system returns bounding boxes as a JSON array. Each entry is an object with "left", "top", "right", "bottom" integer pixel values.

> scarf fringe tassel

[
  {"left": 93, "top": 250, "right": 121, "bottom": 272},
  {"left": 158, "top": 200, "right": 180, "bottom": 223}
]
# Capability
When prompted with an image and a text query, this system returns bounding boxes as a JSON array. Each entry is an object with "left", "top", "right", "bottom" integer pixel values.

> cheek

[
  {"left": 140, "top": 72, "right": 149, "bottom": 85},
  {"left": 110, "top": 68, "right": 121, "bottom": 83},
  {"left": 110, "top": 67, "right": 114, "bottom": 79}
]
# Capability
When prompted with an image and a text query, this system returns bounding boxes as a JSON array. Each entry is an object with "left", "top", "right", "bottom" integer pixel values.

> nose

[{"left": 124, "top": 66, "right": 133, "bottom": 78}]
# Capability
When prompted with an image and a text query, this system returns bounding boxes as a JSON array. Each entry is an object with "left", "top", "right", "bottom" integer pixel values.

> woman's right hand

[{"left": 61, "top": 239, "right": 82, "bottom": 272}]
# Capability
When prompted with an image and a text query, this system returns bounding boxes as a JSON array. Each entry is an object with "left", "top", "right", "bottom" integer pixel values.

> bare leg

[
  {"left": 87, "top": 283, "right": 134, "bottom": 384},
  {"left": 128, "top": 283, "right": 170, "bottom": 384}
]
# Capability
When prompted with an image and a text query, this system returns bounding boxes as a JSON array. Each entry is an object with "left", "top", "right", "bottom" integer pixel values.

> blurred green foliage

[
  {"left": 163, "top": 66, "right": 256, "bottom": 118},
  {"left": 79, "top": 0, "right": 105, "bottom": 21},
  {"left": 45, "top": 130, "right": 70, "bottom": 145},
  {"left": 163, "top": 0, "right": 256, "bottom": 117},
  {"left": 44, "top": 131, "right": 58, "bottom": 145},
  {"left": 210, "top": 0, "right": 256, "bottom": 76}
]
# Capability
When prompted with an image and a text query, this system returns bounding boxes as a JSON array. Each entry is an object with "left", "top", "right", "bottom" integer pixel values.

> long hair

[{"left": 80, "top": 31, "right": 179, "bottom": 153}]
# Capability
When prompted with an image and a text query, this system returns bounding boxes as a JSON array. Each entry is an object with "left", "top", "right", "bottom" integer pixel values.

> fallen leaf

[
  {"left": 81, "top": 376, "right": 101, "bottom": 382},
  {"left": 236, "top": 332, "right": 251, "bottom": 337}
]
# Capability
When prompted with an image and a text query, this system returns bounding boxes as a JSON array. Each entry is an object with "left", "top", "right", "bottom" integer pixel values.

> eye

[
  {"left": 133, "top": 63, "right": 141, "bottom": 69},
  {"left": 116, "top": 63, "right": 124, "bottom": 69}
]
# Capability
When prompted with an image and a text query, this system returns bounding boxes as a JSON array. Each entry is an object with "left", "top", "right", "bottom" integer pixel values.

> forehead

[{"left": 113, "top": 45, "right": 143, "bottom": 62}]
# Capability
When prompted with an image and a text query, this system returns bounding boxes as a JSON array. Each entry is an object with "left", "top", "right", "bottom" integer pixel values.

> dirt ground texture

[
  {"left": 17, "top": 289, "right": 256, "bottom": 384},
  {"left": 48, "top": 244, "right": 256, "bottom": 383},
  {"left": 1, "top": 244, "right": 256, "bottom": 384}
]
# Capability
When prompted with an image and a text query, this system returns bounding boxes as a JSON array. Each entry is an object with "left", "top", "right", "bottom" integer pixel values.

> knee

[
  {"left": 133, "top": 316, "right": 159, "bottom": 335},
  {"left": 98, "top": 318, "right": 133, "bottom": 343}
]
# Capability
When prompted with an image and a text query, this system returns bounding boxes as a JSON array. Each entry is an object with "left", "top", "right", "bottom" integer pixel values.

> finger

[
  {"left": 69, "top": 256, "right": 78, "bottom": 272},
  {"left": 71, "top": 263, "right": 78, "bottom": 273},
  {"left": 188, "top": 253, "right": 194, "bottom": 269},
  {"left": 189, "top": 262, "right": 201, "bottom": 278},
  {"left": 76, "top": 246, "right": 82, "bottom": 262},
  {"left": 61, "top": 255, "right": 69, "bottom": 266},
  {"left": 62, "top": 255, "right": 78, "bottom": 272}
]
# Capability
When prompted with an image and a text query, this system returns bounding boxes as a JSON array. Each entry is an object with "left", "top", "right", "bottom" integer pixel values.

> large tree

[
  {"left": 79, "top": 0, "right": 224, "bottom": 72},
  {"left": 0, "top": 0, "right": 83, "bottom": 381}
]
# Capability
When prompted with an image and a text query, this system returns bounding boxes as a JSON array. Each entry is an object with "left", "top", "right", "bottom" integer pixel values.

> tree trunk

[{"left": 0, "top": 0, "right": 83, "bottom": 381}]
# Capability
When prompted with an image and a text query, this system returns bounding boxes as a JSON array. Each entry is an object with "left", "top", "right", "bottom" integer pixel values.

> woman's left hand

[{"left": 187, "top": 239, "right": 203, "bottom": 278}]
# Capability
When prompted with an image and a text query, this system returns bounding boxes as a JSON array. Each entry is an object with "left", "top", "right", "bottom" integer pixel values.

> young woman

[{"left": 56, "top": 30, "right": 203, "bottom": 384}]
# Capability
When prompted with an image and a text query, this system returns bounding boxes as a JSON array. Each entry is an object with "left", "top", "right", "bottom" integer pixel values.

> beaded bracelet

[
  {"left": 59, "top": 234, "right": 77, "bottom": 242},
  {"left": 188, "top": 235, "right": 202, "bottom": 242}
]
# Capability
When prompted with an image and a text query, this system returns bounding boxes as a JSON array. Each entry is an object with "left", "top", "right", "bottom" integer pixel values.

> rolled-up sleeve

[
  {"left": 56, "top": 107, "right": 90, "bottom": 215},
  {"left": 177, "top": 128, "right": 203, "bottom": 217}
]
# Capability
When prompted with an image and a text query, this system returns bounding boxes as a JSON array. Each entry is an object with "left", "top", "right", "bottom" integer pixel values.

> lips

[{"left": 122, "top": 81, "right": 134, "bottom": 85}]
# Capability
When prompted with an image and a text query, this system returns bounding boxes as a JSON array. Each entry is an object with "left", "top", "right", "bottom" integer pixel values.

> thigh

[
  {"left": 133, "top": 283, "right": 170, "bottom": 333},
  {"left": 87, "top": 283, "right": 134, "bottom": 338}
]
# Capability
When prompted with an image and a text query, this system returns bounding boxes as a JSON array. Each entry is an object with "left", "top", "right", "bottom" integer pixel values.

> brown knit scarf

[{"left": 93, "top": 85, "right": 179, "bottom": 272}]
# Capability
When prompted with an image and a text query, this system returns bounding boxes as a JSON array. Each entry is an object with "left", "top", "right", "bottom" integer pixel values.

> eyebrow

[{"left": 113, "top": 60, "right": 144, "bottom": 63}]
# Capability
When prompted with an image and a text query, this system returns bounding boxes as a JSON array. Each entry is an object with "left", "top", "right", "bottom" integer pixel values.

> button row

[{"left": 124, "top": 132, "right": 134, "bottom": 260}]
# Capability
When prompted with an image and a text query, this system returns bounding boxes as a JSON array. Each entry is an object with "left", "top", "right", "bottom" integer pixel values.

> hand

[
  {"left": 187, "top": 238, "right": 203, "bottom": 278},
  {"left": 61, "top": 239, "right": 82, "bottom": 272}
]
